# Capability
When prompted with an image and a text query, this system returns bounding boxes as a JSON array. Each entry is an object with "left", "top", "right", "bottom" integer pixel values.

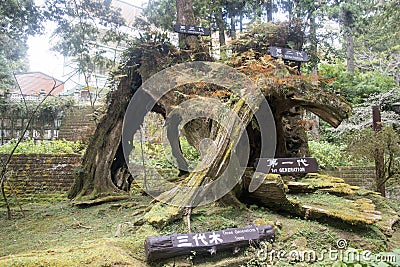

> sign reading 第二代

[
  {"left": 255, "top": 157, "right": 318, "bottom": 175},
  {"left": 171, "top": 225, "right": 259, "bottom": 248},
  {"left": 268, "top": 46, "right": 309, "bottom": 62},
  {"left": 173, "top": 24, "right": 211, "bottom": 36}
]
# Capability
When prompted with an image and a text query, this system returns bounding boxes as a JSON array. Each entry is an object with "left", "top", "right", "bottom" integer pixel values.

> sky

[{"left": 27, "top": 0, "right": 148, "bottom": 81}]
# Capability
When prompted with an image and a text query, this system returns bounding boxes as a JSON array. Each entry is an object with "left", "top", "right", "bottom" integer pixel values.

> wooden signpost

[
  {"left": 173, "top": 24, "right": 211, "bottom": 36},
  {"left": 268, "top": 46, "right": 309, "bottom": 62},
  {"left": 145, "top": 224, "right": 275, "bottom": 261},
  {"left": 255, "top": 157, "right": 318, "bottom": 175}
]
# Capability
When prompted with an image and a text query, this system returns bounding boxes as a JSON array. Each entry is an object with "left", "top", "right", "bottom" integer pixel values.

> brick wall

[
  {"left": 323, "top": 166, "right": 376, "bottom": 190},
  {"left": 386, "top": 186, "right": 400, "bottom": 201},
  {"left": 1, "top": 154, "right": 81, "bottom": 194},
  {"left": 323, "top": 166, "right": 399, "bottom": 201},
  {"left": 58, "top": 106, "right": 98, "bottom": 141}
]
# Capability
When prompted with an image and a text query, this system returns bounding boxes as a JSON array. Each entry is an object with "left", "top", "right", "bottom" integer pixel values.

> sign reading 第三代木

[
  {"left": 173, "top": 24, "right": 211, "bottom": 36},
  {"left": 268, "top": 46, "right": 309, "bottom": 62},
  {"left": 255, "top": 157, "right": 318, "bottom": 174}
]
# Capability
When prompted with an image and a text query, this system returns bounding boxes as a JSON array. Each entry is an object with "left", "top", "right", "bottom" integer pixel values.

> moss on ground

[{"left": 1, "top": 189, "right": 399, "bottom": 267}]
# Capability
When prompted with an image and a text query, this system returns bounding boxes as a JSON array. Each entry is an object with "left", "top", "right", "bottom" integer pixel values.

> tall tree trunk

[
  {"left": 230, "top": 15, "right": 236, "bottom": 40},
  {"left": 341, "top": 7, "right": 355, "bottom": 73},
  {"left": 239, "top": 11, "right": 243, "bottom": 32},
  {"left": 309, "top": 10, "right": 318, "bottom": 72},
  {"left": 345, "top": 29, "right": 355, "bottom": 73},
  {"left": 215, "top": 7, "right": 226, "bottom": 57},
  {"left": 267, "top": 0, "right": 273, "bottom": 22},
  {"left": 176, "top": 0, "right": 210, "bottom": 60},
  {"left": 176, "top": 0, "right": 198, "bottom": 50}
]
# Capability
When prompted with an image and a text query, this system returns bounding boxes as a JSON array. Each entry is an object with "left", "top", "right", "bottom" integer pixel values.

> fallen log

[{"left": 144, "top": 224, "right": 275, "bottom": 261}]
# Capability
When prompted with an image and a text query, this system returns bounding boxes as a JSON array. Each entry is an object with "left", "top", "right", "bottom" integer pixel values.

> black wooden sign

[
  {"left": 173, "top": 24, "right": 211, "bottom": 36},
  {"left": 268, "top": 46, "right": 309, "bottom": 62},
  {"left": 171, "top": 225, "right": 259, "bottom": 248},
  {"left": 145, "top": 224, "right": 275, "bottom": 261},
  {"left": 255, "top": 157, "right": 318, "bottom": 174}
]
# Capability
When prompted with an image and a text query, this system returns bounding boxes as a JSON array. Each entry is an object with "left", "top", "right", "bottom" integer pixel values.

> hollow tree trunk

[
  {"left": 68, "top": 69, "right": 141, "bottom": 200},
  {"left": 157, "top": 94, "right": 265, "bottom": 208},
  {"left": 182, "top": 118, "right": 213, "bottom": 151}
]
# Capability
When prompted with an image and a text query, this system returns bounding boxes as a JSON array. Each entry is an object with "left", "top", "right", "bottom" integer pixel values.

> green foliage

[
  {"left": 0, "top": 0, "right": 44, "bottom": 40},
  {"left": 47, "top": 0, "right": 127, "bottom": 58},
  {"left": 131, "top": 137, "right": 199, "bottom": 170},
  {"left": 353, "top": 0, "right": 400, "bottom": 80},
  {"left": 0, "top": 139, "right": 85, "bottom": 155},
  {"left": 0, "top": 96, "right": 74, "bottom": 121},
  {"left": 345, "top": 126, "right": 400, "bottom": 172},
  {"left": 308, "top": 140, "right": 360, "bottom": 167},
  {"left": 141, "top": 0, "right": 176, "bottom": 31},
  {"left": 319, "top": 63, "right": 397, "bottom": 103},
  {"left": 318, "top": 125, "right": 400, "bottom": 190},
  {"left": 0, "top": 57, "right": 18, "bottom": 94},
  {"left": 39, "top": 96, "right": 74, "bottom": 113},
  {"left": 45, "top": 0, "right": 129, "bottom": 105},
  {"left": 0, "top": 0, "right": 44, "bottom": 93},
  {"left": 320, "top": 89, "right": 400, "bottom": 144}
]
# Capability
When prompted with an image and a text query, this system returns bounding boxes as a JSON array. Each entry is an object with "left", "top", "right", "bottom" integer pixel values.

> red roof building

[{"left": 13, "top": 72, "right": 64, "bottom": 97}]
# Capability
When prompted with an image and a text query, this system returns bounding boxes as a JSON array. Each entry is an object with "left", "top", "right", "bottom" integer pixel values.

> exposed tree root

[{"left": 72, "top": 195, "right": 130, "bottom": 208}]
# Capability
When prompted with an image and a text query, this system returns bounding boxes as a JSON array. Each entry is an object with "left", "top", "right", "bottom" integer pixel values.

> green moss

[
  {"left": 298, "top": 173, "right": 361, "bottom": 196},
  {"left": 143, "top": 203, "right": 181, "bottom": 228},
  {"left": 0, "top": 190, "right": 398, "bottom": 266},
  {"left": 264, "top": 173, "right": 282, "bottom": 181},
  {"left": 0, "top": 192, "right": 68, "bottom": 208},
  {"left": 0, "top": 239, "right": 146, "bottom": 267}
]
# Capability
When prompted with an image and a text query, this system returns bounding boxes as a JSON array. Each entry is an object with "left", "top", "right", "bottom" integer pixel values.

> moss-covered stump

[
  {"left": 287, "top": 194, "right": 383, "bottom": 227},
  {"left": 242, "top": 172, "right": 399, "bottom": 237},
  {"left": 241, "top": 172, "right": 291, "bottom": 206},
  {"left": 291, "top": 173, "right": 370, "bottom": 196}
]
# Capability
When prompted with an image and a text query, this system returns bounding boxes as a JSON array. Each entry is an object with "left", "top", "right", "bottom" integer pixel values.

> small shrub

[
  {"left": 318, "top": 63, "right": 396, "bottom": 104},
  {"left": 0, "top": 139, "right": 85, "bottom": 155},
  {"left": 308, "top": 140, "right": 357, "bottom": 168}
]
